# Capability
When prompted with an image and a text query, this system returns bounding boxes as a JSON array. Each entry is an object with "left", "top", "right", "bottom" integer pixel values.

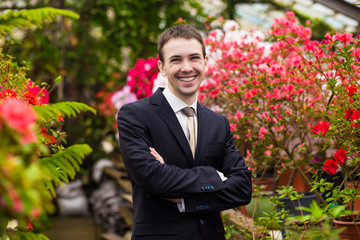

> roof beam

[{"left": 313, "top": 0, "right": 360, "bottom": 22}]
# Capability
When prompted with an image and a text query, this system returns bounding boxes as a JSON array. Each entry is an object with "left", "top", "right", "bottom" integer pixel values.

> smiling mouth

[{"left": 178, "top": 76, "right": 196, "bottom": 82}]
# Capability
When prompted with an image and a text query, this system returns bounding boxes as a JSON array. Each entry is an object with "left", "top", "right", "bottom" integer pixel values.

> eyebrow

[{"left": 168, "top": 53, "right": 202, "bottom": 60}]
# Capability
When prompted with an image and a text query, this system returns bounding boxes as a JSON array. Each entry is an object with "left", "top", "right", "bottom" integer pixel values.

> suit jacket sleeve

[
  {"left": 118, "top": 103, "right": 226, "bottom": 198},
  {"left": 183, "top": 115, "right": 252, "bottom": 213}
]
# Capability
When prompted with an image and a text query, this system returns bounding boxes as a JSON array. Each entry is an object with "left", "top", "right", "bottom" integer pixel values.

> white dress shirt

[{"left": 163, "top": 87, "right": 198, "bottom": 141}]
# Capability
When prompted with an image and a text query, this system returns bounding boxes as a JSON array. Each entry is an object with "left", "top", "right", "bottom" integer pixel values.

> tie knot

[{"left": 181, "top": 107, "right": 195, "bottom": 117}]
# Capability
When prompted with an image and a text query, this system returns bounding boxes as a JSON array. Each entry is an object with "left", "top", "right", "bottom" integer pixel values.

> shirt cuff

[
  {"left": 216, "top": 170, "right": 227, "bottom": 182},
  {"left": 177, "top": 198, "right": 185, "bottom": 212}
]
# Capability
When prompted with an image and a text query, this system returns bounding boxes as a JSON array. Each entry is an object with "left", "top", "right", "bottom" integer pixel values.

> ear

[
  {"left": 204, "top": 55, "right": 209, "bottom": 72},
  {"left": 157, "top": 60, "right": 166, "bottom": 77}
]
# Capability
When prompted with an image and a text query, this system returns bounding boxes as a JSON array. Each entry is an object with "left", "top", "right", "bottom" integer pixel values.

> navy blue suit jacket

[{"left": 117, "top": 88, "right": 252, "bottom": 240}]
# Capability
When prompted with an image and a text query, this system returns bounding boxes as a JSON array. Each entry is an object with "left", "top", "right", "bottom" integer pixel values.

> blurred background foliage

[{"left": 0, "top": 0, "right": 336, "bottom": 180}]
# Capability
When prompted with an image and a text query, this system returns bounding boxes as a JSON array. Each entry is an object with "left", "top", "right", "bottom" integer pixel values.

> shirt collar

[{"left": 163, "top": 87, "right": 197, "bottom": 114}]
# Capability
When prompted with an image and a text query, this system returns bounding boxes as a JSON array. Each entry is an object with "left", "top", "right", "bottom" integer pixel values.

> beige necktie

[{"left": 182, "top": 107, "right": 197, "bottom": 158}]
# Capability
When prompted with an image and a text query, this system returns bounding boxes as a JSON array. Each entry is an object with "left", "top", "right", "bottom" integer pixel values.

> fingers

[{"left": 149, "top": 147, "right": 165, "bottom": 164}]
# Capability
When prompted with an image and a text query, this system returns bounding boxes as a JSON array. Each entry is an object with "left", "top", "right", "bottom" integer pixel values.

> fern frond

[
  {"left": 0, "top": 7, "right": 79, "bottom": 34},
  {"left": 33, "top": 102, "right": 96, "bottom": 122},
  {"left": 40, "top": 144, "right": 92, "bottom": 196}
]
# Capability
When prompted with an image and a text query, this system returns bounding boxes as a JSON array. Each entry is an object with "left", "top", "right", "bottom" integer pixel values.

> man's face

[{"left": 158, "top": 38, "right": 208, "bottom": 104}]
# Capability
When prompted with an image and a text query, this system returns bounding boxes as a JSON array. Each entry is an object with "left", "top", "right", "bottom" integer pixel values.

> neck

[{"left": 167, "top": 88, "right": 197, "bottom": 106}]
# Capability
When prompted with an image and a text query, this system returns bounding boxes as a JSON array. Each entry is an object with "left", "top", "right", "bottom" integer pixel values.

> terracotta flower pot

[
  {"left": 253, "top": 177, "right": 275, "bottom": 192},
  {"left": 333, "top": 215, "right": 360, "bottom": 240},
  {"left": 347, "top": 181, "right": 360, "bottom": 212},
  {"left": 278, "top": 168, "right": 311, "bottom": 192}
]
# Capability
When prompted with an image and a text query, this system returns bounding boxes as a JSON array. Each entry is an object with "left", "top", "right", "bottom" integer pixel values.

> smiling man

[{"left": 117, "top": 24, "right": 252, "bottom": 240}]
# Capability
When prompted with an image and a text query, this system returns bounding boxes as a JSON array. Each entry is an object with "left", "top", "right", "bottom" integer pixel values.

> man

[{"left": 117, "top": 24, "right": 252, "bottom": 240}]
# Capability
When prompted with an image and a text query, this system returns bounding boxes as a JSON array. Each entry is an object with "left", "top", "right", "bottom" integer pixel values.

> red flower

[
  {"left": 0, "top": 89, "right": 17, "bottom": 100},
  {"left": 334, "top": 148, "right": 347, "bottom": 164},
  {"left": 40, "top": 127, "right": 57, "bottom": 144},
  {"left": 323, "top": 159, "right": 338, "bottom": 175},
  {"left": 312, "top": 121, "right": 330, "bottom": 135},
  {"left": 347, "top": 85, "right": 357, "bottom": 97},
  {"left": 23, "top": 91, "right": 38, "bottom": 105},
  {"left": 345, "top": 109, "right": 353, "bottom": 120},
  {"left": 351, "top": 110, "right": 360, "bottom": 127}
]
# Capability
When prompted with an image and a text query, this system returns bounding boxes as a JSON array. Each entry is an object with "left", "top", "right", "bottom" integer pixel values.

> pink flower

[
  {"left": 334, "top": 148, "right": 347, "bottom": 164},
  {"left": 8, "top": 188, "right": 23, "bottom": 213},
  {"left": 312, "top": 121, "right": 330, "bottom": 135},
  {"left": 259, "top": 126, "right": 268, "bottom": 139},
  {"left": 246, "top": 130, "right": 251, "bottom": 138},
  {"left": 264, "top": 150, "right": 271, "bottom": 157},
  {"left": 335, "top": 32, "right": 353, "bottom": 43},
  {"left": 26, "top": 81, "right": 49, "bottom": 105},
  {"left": 0, "top": 98, "right": 38, "bottom": 144}
]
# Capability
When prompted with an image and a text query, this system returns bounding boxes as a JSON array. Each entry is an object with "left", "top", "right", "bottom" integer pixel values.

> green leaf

[
  {"left": 40, "top": 144, "right": 92, "bottom": 196},
  {"left": 0, "top": 7, "right": 79, "bottom": 34},
  {"left": 33, "top": 101, "right": 96, "bottom": 122}
]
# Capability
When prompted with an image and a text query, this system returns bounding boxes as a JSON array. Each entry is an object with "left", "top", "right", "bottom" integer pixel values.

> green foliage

[
  {"left": 8, "top": 231, "right": 49, "bottom": 240},
  {"left": 34, "top": 102, "right": 96, "bottom": 121},
  {"left": 40, "top": 144, "right": 93, "bottom": 197},
  {"left": 0, "top": 6, "right": 95, "bottom": 240},
  {"left": 0, "top": 7, "right": 79, "bottom": 34}
]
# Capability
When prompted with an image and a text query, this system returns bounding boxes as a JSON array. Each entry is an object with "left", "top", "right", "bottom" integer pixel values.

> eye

[
  {"left": 171, "top": 58, "right": 181, "bottom": 62},
  {"left": 191, "top": 56, "right": 201, "bottom": 60}
]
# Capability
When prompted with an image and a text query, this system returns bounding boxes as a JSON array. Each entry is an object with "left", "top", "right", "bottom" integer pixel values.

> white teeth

[{"left": 179, "top": 76, "right": 195, "bottom": 82}]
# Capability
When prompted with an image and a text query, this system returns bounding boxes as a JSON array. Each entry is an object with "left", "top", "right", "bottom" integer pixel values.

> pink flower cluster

[
  {"left": 199, "top": 11, "right": 360, "bottom": 176},
  {"left": 199, "top": 12, "right": 328, "bottom": 172},
  {"left": 127, "top": 56, "right": 159, "bottom": 99}
]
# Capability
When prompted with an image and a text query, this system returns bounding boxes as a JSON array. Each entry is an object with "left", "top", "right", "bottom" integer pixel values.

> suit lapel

[
  {"left": 151, "top": 89, "right": 194, "bottom": 165},
  {"left": 194, "top": 103, "right": 210, "bottom": 166}
]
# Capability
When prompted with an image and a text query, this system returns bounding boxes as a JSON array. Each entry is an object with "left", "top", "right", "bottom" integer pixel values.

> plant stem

[{"left": 297, "top": 167, "right": 327, "bottom": 205}]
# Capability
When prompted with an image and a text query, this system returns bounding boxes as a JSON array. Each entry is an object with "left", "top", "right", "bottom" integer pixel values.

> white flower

[
  {"left": 6, "top": 219, "right": 18, "bottom": 230},
  {"left": 223, "top": 20, "right": 239, "bottom": 32},
  {"left": 252, "top": 30, "right": 265, "bottom": 41},
  {"left": 111, "top": 86, "right": 137, "bottom": 110},
  {"left": 224, "top": 30, "right": 248, "bottom": 43},
  {"left": 101, "top": 139, "right": 114, "bottom": 153}
]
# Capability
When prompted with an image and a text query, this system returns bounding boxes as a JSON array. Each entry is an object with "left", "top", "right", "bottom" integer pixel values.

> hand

[
  {"left": 163, "top": 198, "right": 181, "bottom": 204},
  {"left": 149, "top": 147, "right": 165, "bottom": 165}
]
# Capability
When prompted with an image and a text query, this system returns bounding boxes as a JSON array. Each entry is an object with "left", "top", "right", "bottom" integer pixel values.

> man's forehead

[{"left": 163, "top": 38, "right": 203, "bottom": 56}]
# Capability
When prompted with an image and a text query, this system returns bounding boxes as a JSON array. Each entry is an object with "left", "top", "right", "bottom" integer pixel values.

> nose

[{"left": 181, "top": 59, "right": 193, "bottom": 72}]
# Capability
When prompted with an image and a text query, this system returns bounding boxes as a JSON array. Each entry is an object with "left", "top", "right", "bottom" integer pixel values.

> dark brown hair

[{"left": 157, "top": 24, "right": 206, "bottom": 63}]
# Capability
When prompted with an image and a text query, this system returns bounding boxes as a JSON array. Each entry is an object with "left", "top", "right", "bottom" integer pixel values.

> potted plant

[
  {"left": 199, "top": 12, "right": 329, "bottom": 196},
  {"left": 199, "top": 11, "right": 359, "bottom": 238}
]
